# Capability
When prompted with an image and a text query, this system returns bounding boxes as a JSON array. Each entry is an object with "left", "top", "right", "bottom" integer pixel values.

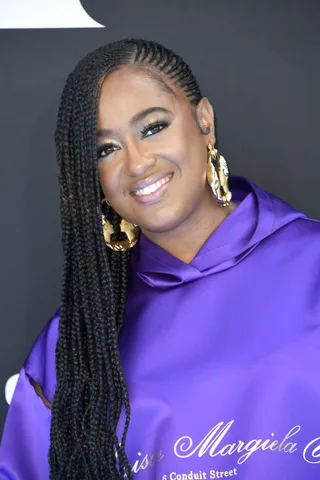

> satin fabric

[{"left": 1, "top": 177, "right": 320, "bottom": 480}]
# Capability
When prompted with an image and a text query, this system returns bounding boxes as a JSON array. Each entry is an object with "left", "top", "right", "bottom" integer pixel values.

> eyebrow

[{"left": 97, "top": 106, "right": 172, "bottom": 138}]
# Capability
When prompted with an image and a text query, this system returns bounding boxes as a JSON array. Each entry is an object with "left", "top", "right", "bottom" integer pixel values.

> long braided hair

[{"left": 50, "top": 38, "right": 202, "bottom": 479}]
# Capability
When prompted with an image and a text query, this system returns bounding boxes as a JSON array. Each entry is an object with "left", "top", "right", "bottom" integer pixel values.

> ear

[{"left": 196, "top": 97, "right": 216, "bottom": 146}]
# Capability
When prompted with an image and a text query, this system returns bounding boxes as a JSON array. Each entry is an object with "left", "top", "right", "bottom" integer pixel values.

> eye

[
  {"left": 140, "top": 121, "right": 169, "bottom": 139},
  {"left": 97, "top": 143, "right": 119, "bottom": 160}
]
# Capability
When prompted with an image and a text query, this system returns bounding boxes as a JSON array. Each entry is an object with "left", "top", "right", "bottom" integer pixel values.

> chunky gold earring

[
  {"left": 206, "top": 143, "right": 232, "bottom": 207},
  {"left": 101, "top": 199, "right": 139, "bottom": 251}
]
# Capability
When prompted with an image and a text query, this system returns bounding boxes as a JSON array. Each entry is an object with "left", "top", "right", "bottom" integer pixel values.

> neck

[{"left": 142, "top": 189, "right": 237, "bottom": 264}]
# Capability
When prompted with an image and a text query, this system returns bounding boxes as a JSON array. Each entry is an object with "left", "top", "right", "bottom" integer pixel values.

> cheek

[
  {"left": 171, "top": 117, "right": 204, "bottom": 158},
  {"left": 163, "top": 126, "right": 197, "bottom": 165},
  {"left": 179, "top": 133, "right": 207, "bottom": 177},
  {"left": 98, "top": 163, "right": 120, "bottom": 200}
]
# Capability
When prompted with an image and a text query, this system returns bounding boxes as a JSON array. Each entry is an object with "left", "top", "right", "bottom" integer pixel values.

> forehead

[{"left": 98, "top": 67, "right": 186, "bottom": 125}]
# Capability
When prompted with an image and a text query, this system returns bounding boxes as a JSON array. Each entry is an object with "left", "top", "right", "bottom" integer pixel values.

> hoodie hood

[{"left": 134, "top": 176, "right": 306, "bottom": 288}]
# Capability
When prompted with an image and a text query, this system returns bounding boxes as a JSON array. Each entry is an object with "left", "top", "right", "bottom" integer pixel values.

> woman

[{"left": 0, "top": 38, "right": 320, "bottom": 480}]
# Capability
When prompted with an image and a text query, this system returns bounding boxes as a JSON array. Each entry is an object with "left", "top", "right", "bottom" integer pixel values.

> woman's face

[{"left": 97, "top": 66, "right": 215, "bottom": 234}]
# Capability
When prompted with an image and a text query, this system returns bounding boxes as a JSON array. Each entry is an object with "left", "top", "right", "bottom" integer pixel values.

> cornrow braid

[{"left": 50, "top": 38, "right": 202, "bottom": 479}]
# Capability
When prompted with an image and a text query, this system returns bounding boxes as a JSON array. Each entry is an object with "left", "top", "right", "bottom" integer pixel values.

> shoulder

[
  {"left": 24, "top": 306, "right": 60, "bottom": 405},
  {"left": 263, "top": 217, "right": 320, "bottom": 290},
  {"left": 273, "top": 216, "right": 320, "bottom": 251}
]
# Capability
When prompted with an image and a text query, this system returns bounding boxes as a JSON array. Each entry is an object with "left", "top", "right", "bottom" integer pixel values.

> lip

[
  {"left": 132, "top": 175, "right": 173, "bottom": 205},
  {"left": 130, "top": 171, "right": 174, "bottom": 193}
]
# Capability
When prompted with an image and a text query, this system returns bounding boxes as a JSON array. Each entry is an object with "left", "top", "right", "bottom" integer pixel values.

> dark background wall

[{"left": 1, "top": 0, "right": 319, "bottom": 432}]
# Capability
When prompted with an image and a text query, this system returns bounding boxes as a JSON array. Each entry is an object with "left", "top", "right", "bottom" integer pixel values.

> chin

[{"left": 137, "top": 209, "right": 188, "bottom": 235}]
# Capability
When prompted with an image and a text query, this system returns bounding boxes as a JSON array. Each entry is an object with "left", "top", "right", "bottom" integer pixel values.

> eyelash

[
  {"left": 97, "top": 120, "right": 169, "bottom": 159},
  {"left": 140, "top": 120, "right": 169, "bottom": 138},
  {"left": 97, "top": 143, "right": 118, "bottom": 159}
]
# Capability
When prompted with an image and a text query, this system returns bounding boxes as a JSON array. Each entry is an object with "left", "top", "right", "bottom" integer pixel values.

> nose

[{"left": 123, "top": 137, "right": 156, "bottom": 177}]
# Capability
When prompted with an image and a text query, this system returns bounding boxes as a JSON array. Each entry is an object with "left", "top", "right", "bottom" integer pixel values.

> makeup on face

[
  {"left": 97, "top": 106, "right": 176, "bottom": 205},
  {"left": 97, "top": 68, "right": 212, "bottom": 235},
  {"left": 96, "top": 106, "right": 174, "bottom": 161}
]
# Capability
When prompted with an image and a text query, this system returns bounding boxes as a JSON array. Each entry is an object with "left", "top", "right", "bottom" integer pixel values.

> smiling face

[{"left": 97, "top": 66, "right": 216, "bottom": 235}]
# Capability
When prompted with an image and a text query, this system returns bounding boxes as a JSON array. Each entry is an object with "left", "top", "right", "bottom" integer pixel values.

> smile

[
  {"left": 131, "top": 173, "right": 173, "bottom": 204},
  {"left": 134, "top": 175, "right": 171, "bottom": 196}
]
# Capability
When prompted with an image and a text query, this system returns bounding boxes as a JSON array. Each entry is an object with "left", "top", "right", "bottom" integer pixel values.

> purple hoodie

[{"left": 1, "top": 177, "right": 320, "bottom": 480}]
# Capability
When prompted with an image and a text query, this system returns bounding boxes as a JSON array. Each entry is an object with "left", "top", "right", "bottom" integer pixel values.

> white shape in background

[
  {"left": 5, "top": 374, "right": 19, "bottom": 405},
  {"left": 0, "top": 0, "right": 104, "bottom": 29}
]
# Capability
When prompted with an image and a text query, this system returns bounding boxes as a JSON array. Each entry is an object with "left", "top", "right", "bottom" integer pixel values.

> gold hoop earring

[
  {"left": 101, "top": 200, "right": 139, "bottom": 251},
  {"left": 206, "top": 143, "right": 232, "bottom": 207}
]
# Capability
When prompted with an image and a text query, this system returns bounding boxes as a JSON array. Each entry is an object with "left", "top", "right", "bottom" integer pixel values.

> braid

[{"left": 50, "top": 38, "right": 202, "bottom": 479}]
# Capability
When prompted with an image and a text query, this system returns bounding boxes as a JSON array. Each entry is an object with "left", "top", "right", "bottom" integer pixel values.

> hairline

[{"left": 98, "top": 64, "right": 204, "bottom": 131}]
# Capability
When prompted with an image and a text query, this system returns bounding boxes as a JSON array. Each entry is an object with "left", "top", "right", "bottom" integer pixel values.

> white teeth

[{"left": 134, "top": 175, "right": 171, "bottom": 196}]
